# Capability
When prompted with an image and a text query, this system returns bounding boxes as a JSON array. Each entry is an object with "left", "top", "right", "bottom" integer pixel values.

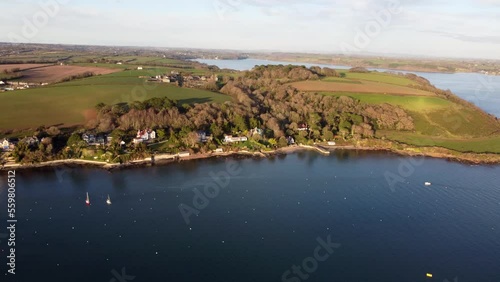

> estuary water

[
  {"left": 196, "top": 58, "right": 500, "bottom": 117},
  {"left": 1, "top": 151, "right": 500, "bottom": 282}
]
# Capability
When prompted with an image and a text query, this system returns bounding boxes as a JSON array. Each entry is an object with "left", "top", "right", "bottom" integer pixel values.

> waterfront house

[
  {"left": 82, "top": 133, "right": 96, "bottom": 144},
  {"left": 328, "top": 141, "right": 336, "bottom": 146},
  {"left": 214, "top": 148, "right": 224, "bottom": 153},
  {"left": 197, "top": 131, "right": 209, "bottom": 143},
  {"left": 287, "top": 136, "right": 295, "bottom": 145},
  {"left": 298, "top": 124, "right": 309, "bottom": 131},
  {"left": 1, "top": 139, "right": 12, "bottom": 151},
  {"left": 224, "top": 135, "right": 248, "bottom": 143},
  {"left": 136, "top": 129, "right": 156, "bottom": 141},
  {"left": 22, "top": 136, "right": 39, "bottom": 147},
  {"left": 249, "top": 127, "right": 263, "bottom": 136}
]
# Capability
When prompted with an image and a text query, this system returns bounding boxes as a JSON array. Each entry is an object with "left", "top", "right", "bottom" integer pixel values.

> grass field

[
  {"left": 336, "top": 72, "right": 417, "bottom": 86},
  {"left": 315, "top": 70, "right": 500, "bottom": 153},
  {"left": 0, "top": 75, "right": 230, "bottom": 130},
  {"left": 320, "top": 92, "right": 451, "bottom": 112},
  {"left": 377, "top": 131, "right": 500, "bottom": 154},
  {"left": 291, "top": 80, "right": 433, "bottom": 96}
]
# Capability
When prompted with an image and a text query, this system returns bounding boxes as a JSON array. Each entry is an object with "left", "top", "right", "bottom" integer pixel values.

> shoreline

[
  {"left": 2, "top": 143, "right": 500, "bottom": 172},
  {"left": 249, "top": 57, "right": 499, "bottom": 76}
]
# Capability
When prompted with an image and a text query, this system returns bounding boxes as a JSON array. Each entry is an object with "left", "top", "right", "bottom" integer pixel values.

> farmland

[
  {"left": 0, "top": 50, "right": 236, "bottom": 131},
  {"left": 291, "top": 75, "right": 433, "bottom": 96},
  {"left": 9, "top": 65, "right": 119, "bottom": 83},
  {"left": 0, "top": 80, "right": 230, "bottom": 130},
  {"left": 313, "top": 70, "right": 500, "bottom": 153},
  {"left": 0, "top": 64, "right": 51, "bottom": 72},
  {"left": 320, "top": 92, "right": 451, "bottom": 112},
  {"left": 0, "top": 63, "right": 232, "bottom": 130}
]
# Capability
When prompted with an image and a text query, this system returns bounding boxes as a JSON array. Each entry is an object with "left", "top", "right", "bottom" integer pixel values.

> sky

[{"left": 1, "top": 0, "right": 500, "bottom": 59}]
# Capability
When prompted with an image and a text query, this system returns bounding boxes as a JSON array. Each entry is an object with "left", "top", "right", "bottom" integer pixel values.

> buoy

[{"left": 426, "top": 273, "right": 433, "bottom": 278}]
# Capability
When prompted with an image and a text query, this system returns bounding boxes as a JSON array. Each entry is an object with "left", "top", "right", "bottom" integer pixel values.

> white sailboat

[
  {"left": 85, "top": 192, "right": 90, "bottom": 205},
  {"left": 106, "top": 195, "right": 112, "bottom": 205},
  {"left": 424, "top": 182, "right": 432, "bottom": 186}
]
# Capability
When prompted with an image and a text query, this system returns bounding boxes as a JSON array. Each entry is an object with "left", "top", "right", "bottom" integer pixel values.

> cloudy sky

[{"left": 2, "top": 0, "right": 500, "bottom": 59}]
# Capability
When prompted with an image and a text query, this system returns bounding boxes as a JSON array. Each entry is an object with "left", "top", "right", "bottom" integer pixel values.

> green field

[
  {"left": 378, "top": 131, "right": 500, "bottom": 154},
  {"left": 319, "top": 75, "right": 500, "bottom": 153},
  {"left": 0, "top": 74, "right": 230, "bottom": 130},
  {"left": 334, "top": 71, "right": 418, "bottom": 86},
  {"left": 320, "top": 92, "right": 451, "bottom": 112}
]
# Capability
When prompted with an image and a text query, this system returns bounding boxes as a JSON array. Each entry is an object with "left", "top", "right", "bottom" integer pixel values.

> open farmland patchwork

[
  {"left": 0, "top": 64, "right": 51, "bottom": 72},
  {"left": 0, "top": 82, "right": 230, "bottom": 130},
  {"left": 11, "top": 65, "right": 120, "bottom": 83}
]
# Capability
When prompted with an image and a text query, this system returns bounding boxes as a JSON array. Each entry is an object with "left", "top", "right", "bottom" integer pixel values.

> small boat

[
  {"left": 426, "top": 273, "right": 433, "bottom": 278},
  {"left": 106, "top": 195, "right": 112, "bottom": 205},
  {"left": 424, "top": 182, "right": 432, "bottom": 186},
  {"left": 85, "top": 192, "right": 90, "bottom": 205}
]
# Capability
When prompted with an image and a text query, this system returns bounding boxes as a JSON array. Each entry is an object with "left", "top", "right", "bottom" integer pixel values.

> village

[
  {"left": 137, "top": 67, "right": 220, "bottom": 89},
  {"left": 0, "top": 122, "right": 336, "bottom": 165}
]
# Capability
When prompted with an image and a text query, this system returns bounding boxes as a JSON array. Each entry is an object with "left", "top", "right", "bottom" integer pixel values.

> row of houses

[
  {"left": 1, "top": 136, "right": 40, "bottom": 151},
  {"left": 0, "top": 80, "right": 48, "bottom": 92},
  {"left": 133, "top": 129, "right": 157, "bottom": 144},
  {"left": 82, "top": 133, "right": 112, "bottom": 146},
  {"left": 142, "top": 71, "right": 218, "bottom": 87}
]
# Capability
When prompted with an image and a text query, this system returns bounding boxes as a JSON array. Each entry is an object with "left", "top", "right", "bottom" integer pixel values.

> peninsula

[{"left": 1, "top": 44, "right": 500, "bottom": 169}]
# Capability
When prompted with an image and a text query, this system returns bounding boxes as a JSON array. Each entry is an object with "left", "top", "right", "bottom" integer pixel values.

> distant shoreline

[
  {"left": 2, "top": 143, "right": 499, "bottom": 172},
  {"left": 243, "top": 57, "right": 500, "bottom": 76}
]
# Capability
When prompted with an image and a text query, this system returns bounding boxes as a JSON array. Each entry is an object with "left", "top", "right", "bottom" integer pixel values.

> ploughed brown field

[
  {"left": 4, "top": 64, "right": 120, "bottom": 83},
  {"left": 290, "top": 80, "right": 435, "bottom": 96},
  {"left": 0, "top": 64, "right": 51, "bottom": 72}
]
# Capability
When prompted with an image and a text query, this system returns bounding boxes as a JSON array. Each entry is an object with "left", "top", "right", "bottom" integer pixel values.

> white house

[
  {"left": 1, "top": 139, "right": 14, "bottom": 151},
  {"left": 298, "top": 124, "right": 309, "bottom": 131},
  {"left": 136, "top": 129, "right": 156, "bottom": 141},
  {"left": 249, "top": 127, "right": 263, "bottom": 136},
  {"left": 0, "top": 81, "right": 5, "bottom": 85},
  {"left": 214, "top": 148, "right": 224, "bottom": 153},
  {"left": 116, "top": 62, "right": 123, "bottom": 65},
  {"left": 224, "top": 135, "right": 248, "bottom": 143},
  {"left": 327, "top": 141, "right": 336, "bottom": 146},
  {"left": 137, "top": 66, "right": 143, "bottom": 70}
]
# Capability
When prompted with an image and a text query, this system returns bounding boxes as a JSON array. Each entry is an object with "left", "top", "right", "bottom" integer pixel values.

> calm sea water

[
  {"left": 196, "top": 58, "right": 500, "bottom": 117},
  {"left": 1, "top": 151, "right": 500, "bottom": 282}
]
